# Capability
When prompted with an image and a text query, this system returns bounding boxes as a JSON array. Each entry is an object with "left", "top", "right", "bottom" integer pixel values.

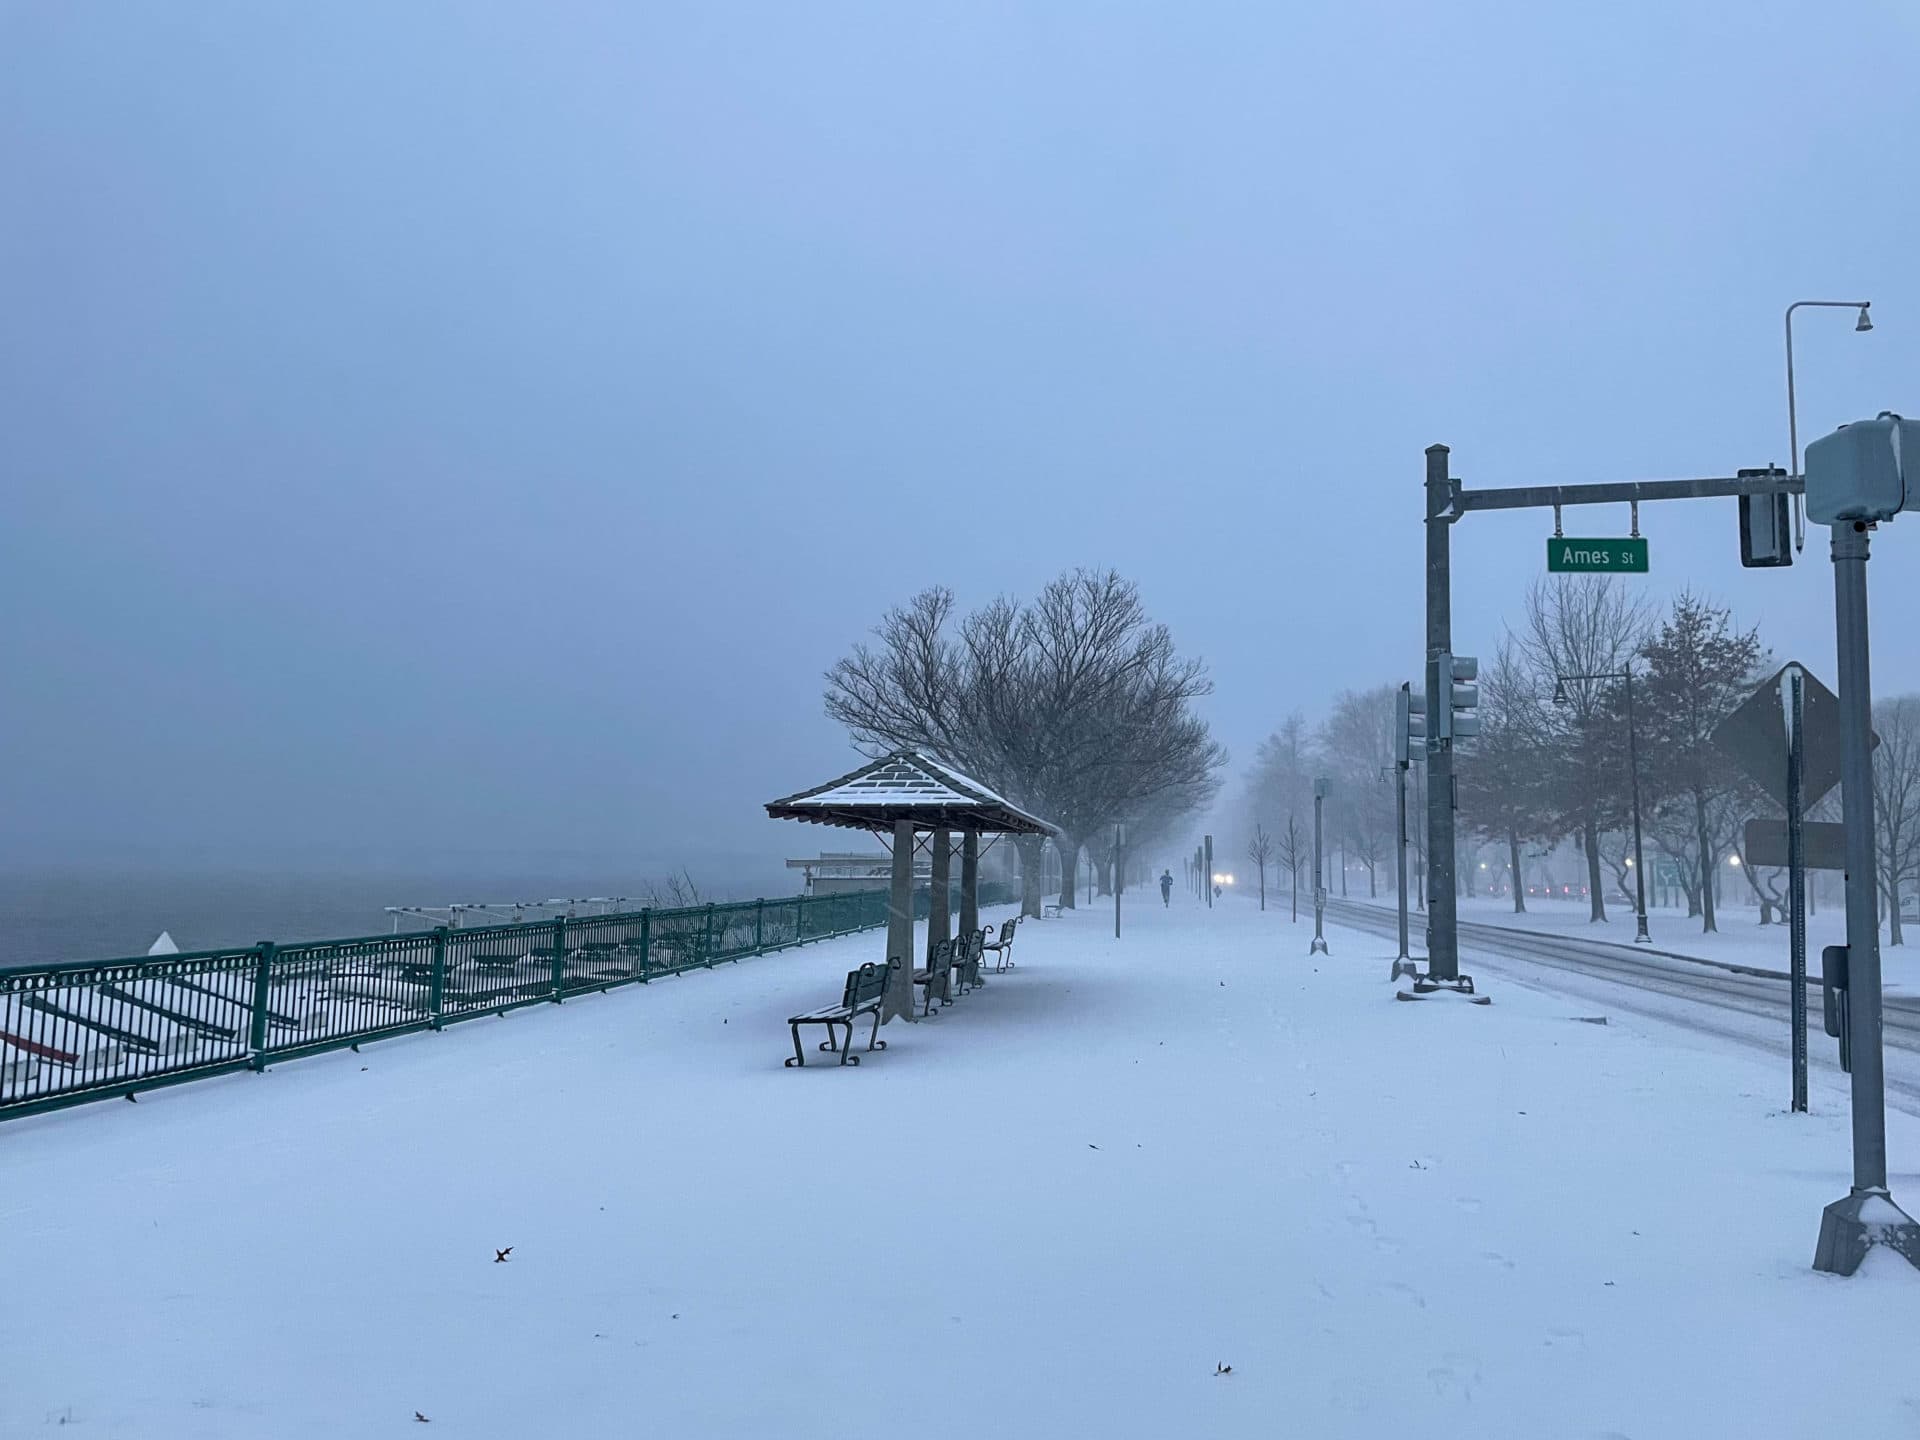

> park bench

[
  {"left": 785, "top": 958, "right": 897, "bottom": 1067},
  {"left": 913, "top": 938, "right": 957, "bottom": 1016},
  {"left": 949, "top": 928, "right": 986, "bottom": 997},
  {"left": 981, "top": 916, "right": 1020, "bottom": 972}
]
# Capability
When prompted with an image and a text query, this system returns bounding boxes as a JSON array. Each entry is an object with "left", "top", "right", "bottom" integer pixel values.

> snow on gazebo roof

[{"left": 765, "top": 750, "right": 1054, "bottom": 835}]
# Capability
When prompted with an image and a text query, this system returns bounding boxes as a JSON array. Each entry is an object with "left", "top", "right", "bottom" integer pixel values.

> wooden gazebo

[{"left": 766, "top": 751, "right": 1053, "bottom": 1022}]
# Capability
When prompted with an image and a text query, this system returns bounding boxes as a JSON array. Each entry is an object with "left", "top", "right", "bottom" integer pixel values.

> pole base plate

[
  {"left": 1309, "top": 938, "right": 1329, "bottom": 955},
  {"left": 1390, "top": 957, "right": 1425, "bottom": 982},
  {"left": 1812, "top": 1190, "right": 1920, "bottom": 1275}
]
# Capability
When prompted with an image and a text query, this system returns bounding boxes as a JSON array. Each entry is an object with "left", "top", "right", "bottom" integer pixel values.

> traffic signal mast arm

[{"left": 1445, "top": 470, "right": 1799, "bottom": 516}]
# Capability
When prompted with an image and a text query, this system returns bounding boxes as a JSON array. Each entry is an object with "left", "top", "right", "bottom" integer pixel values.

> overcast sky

[{"left": 5, "top": 1, "right": 1919, "bottom": 886}]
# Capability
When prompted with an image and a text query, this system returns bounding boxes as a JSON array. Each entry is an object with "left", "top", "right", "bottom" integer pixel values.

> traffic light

[
  {"left": 1395, "top": 681, "right": 1426, "bottom": 765},
  {"left": 1436, "top": 653, "right": 1479, "bottom": 740},
  {"left": 1737, "top": 467, "right": 1792, "bottom": 568}
]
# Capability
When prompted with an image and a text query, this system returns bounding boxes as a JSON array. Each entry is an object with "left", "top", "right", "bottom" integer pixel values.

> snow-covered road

[
  {"left": 1326, "top": 897, "right": 1920, "bottom": 1115},
  {"left": 6, "top": 896, "right": 1919, "bottom": 1438}
]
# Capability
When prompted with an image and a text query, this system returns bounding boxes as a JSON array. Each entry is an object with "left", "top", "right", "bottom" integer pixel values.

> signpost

[
  {"left": 1546, "top": 537, "right": 1650, "bottom": 573},
  {"left": 1714, "top": 662, "right": 1876, "bottom": 1117}
]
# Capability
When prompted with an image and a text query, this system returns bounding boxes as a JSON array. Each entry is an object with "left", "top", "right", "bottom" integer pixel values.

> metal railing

[{"left": 0, "top": 883, "right": 1014, "bottom": 1123}]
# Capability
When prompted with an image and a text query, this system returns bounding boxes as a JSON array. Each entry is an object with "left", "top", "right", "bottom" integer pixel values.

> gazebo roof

[{"left": 765, "top": 750, "right": 1054, "bottom": 835}]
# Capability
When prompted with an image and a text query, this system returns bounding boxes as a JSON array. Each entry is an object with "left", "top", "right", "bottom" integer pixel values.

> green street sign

[{"left": 1546, "top": 537, "right": 1649, "bottom": 573}]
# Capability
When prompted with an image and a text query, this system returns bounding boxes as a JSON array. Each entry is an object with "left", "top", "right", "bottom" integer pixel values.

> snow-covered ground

[{"left": 6, "top": 895, "right": 1920, "bottom": 1438}]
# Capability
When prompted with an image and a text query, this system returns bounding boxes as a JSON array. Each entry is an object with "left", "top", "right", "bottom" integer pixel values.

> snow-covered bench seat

[{"left": 784, "top": 959, "right": 898, "bottom": 1068}]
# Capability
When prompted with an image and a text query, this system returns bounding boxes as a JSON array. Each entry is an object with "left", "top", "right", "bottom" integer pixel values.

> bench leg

[
  {"left": 867, "top": 1008, "right": 886, "bottom": 1052},
  {"left": 785, "top": 1022, "right": 806, "bottom": 1068},
  {"left": 839, "top": 1020, "right": 859, "bottom": 1065}
]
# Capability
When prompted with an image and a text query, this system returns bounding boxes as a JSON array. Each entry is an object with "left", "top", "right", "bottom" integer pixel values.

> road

[{"left": 1326, "top": 897, "right": 1920, "bottom": 1116}]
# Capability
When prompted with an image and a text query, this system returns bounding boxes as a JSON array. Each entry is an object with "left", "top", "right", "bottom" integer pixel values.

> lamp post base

[
  {"left": 1309, "top": 936, "right": 1329, "bottom": 956},
  {"left": 1813, "top": 1190, "right": 1920, "bottom": 1276},
  {"left": 1398, "top": 973, "right": 1491, "bottom": 1005}
]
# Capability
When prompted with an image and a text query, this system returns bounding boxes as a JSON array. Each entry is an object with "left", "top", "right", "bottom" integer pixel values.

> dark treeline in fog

[{"left": 1238, "top": 577, "right": 1920, "bottom": 943}]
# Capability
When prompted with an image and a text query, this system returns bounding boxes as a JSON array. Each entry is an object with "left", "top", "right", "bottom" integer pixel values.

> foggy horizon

[{"left": 7, "top": 2, "right": 1920, "bottom": 892}]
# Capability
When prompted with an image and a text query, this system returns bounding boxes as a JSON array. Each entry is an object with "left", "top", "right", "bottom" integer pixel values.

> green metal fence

[{"left": 0, "top": 882, "right": 1015, "bottom": 1123}]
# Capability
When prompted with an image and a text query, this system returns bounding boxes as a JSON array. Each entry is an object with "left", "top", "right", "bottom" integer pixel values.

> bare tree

[
  {"left": 1874, "top": 695, "right": 1920, "bottom": 946},
  {"left": 824, "top": 572, "right": 1225, "bottom": 918},
  {"left": 1318, "top": 686, "right": 1397, "bottom": 898},
  {"left": 1274, "top": 812, "right": 1306, "bottom": 920},
  {"left": 1636, "top": 592, "right": 1769, "bottom": 934},
  {"left": 1457, "top": 640, "right": 1553, "bottom": 915},
  {"left": 1247, "top": 824, "right": 1274, "bottom": 910},
  {"left": 1519, "top": 576, "right": 1654, "bottom": 923},
  {"left": 642, "top": 868, "right": 705, "bottom": 907}
]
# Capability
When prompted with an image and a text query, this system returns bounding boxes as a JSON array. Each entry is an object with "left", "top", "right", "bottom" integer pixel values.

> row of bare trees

[
  {"left": 824, "top": 569, "right": 1226, "bottom": 918},
  {"left": 1238, "top": 575, "right": 1920, "bottom": 941}
]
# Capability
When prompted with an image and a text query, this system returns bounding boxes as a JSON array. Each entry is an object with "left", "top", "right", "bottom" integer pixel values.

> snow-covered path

[{"left": 6, "top": 896, "right": 1920, "bottom": 1438}]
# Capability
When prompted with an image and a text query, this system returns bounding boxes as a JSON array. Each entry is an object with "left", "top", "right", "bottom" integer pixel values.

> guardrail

[{"left": 0, "top": 883, "right": 1015, "bottom": 1123}]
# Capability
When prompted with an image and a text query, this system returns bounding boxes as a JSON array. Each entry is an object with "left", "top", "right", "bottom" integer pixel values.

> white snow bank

[{"left": 4, "top": 896, "right": 1918, "bottom": 1438}]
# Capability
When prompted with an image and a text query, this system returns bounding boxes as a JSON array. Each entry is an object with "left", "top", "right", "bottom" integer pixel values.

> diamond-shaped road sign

[{"left": 1712, "top": 663, "right": 1873, "bottom": 812}]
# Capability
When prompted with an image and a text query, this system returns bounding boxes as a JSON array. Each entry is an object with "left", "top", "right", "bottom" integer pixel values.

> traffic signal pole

[
  {"left": 1420, "top": 449, "right": 1801, "bottom": 998},
  {"left": 1421, "top": 439, "right": 1920, "bottom": 1271},
  {"left": 1423, "top": 446, "right": 1463, "bottom": 984},
  {"left": 1814, "top": 520, "right": 1920, "bottom": 1274}
]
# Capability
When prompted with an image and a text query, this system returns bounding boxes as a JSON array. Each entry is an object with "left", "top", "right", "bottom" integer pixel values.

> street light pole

[
  {"left": 1623, "top": 664, "right": 1650, "bottom": 943},
  {"left": 1785, "top": 299, "right": 1872, "bottom": 552},
  {"left": 1310, "top": 778, "right": 1330, "bottom": 955}
]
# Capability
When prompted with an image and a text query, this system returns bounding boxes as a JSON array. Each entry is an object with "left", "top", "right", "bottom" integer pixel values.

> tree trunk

[
  {"left": 1258, "top": 862, "right": 1266, "bottom": 911},
  {"left": 1691, "top": 790, "right": 1717, "bottom": 934},
  {"left": 1289, "top": 861, "right": 1298, "bottom": 920},
  {"left": 1892, "top": 880, "right": 1905, "bottom": 947},
  {"left": 1096, "top": 850, "right": 1113, "bottom": 897},
  {"left": 1016, "top": 835, "right": 1044, "bottom": 919},
  {"left": 1508, "top": 830, "right": 1525, "bottom": 914},
  {"left": 1584, "top": 816, "right": 1607, "bottom": 922},
  {"left": 1366, "top": 862, "right": 1376, "bottom": 898},
  {"left": 1056, "top": 837, "right": 1080, "bottom": 909}
]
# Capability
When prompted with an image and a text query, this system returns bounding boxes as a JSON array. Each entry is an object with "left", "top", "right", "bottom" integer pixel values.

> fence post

[
  {"left": 703, "top": 904, "right": 715, "bottom": 967},
  {"left": 796, "top": 895, "right": 807, "bottom": 942},
  {"left": 755, "top": 898, "right": 765, "bottom": 952},
  {"left": 638, "top": 909, "right": 651, "bottom": 982},
  {"left": 248, "top": 942, "right": 276, "bottom": 1071},
  {"left": 551, "top": 915, "right": 567, "bottom": 1002},
  {"left": 429, "top": 927, "right": 448, "bottom": 1029}
]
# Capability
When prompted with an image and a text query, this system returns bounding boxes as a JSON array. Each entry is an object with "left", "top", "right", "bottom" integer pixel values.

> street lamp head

[
  {"left": 1857, "top": 304, "right": 1874, "bottom": 333},
  {"left": 1552, "top": 679, "right": 1570, "bottom": 706}
]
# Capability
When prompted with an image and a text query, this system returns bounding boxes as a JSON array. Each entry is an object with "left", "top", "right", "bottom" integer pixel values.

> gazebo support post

[
  {"left": 959, "top": 832, "right": 980, "bottom": 940},
  {"left": 928, "top": 828, "right": 952, "bottom": 965},
  {"left": 882, "top": 817, "right": 917, "bottom": 1024}
]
